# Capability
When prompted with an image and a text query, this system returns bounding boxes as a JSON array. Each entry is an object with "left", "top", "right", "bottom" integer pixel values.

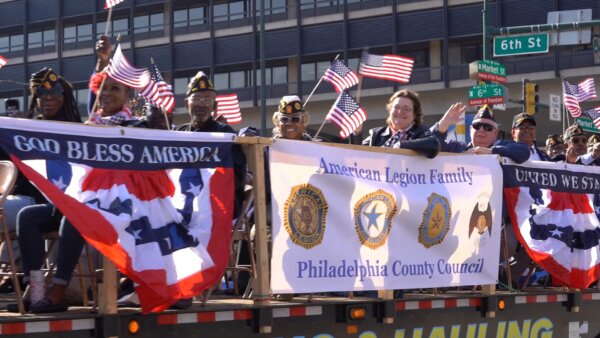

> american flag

[
  {"left": 215, "top": 94, "right": 242, "bottom": 124},
  {"left": 105, "top": 44, "right": 150, "bottom": 89},
  {"left": 585, "top": 107, "right": 600, "bottom": 129},
  {"left": 139, "top": 63, "right": 175, "bottom": 113},
  {"left": 359, "top": 52, "right": 414, "bottom": 84},
  {"left": 574, "top": 78, "right": 597, "bottom": 102},
  {"left": 0, "top": 55, "right": 7, "bottom": 69},
  {"left": 323, "top": 60, "right": 359, "bottom": 93},
  {"left": 563, "top": 80, "right": 583, "bottom": 117},
  {"left": 326, "top": 91, "right": 367, "bottom": 139},
  {"left": 105, "top": 0, "right": 125, "bottom": 9}
]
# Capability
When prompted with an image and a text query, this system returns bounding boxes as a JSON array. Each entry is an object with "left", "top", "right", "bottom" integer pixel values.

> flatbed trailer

[{"left": 0, "top": 288, "right": 598, "bottom": 337}]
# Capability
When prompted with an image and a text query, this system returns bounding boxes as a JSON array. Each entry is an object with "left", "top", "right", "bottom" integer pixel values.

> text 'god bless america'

[{"left": 11, "top": 134, "right": 222, "bottom": 164}]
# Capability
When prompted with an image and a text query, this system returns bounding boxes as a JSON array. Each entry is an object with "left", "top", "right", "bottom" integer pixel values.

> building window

[
  {"left": 214, "top": 70, "right": 250, "bottom": 90},
  {"left": 174, "top": 6, "right": 207, "bottom": 28},
  {"left": 398, "top": 49, "right": 428, "bottom": 68},
  {"left": 97, "top": 18, "right": 129, "bottom": 37},
  {"left": 28, "top": 29, "right": 55, "bottom": 50},
  {"left": 462, "top": 43, "right": 482, "bottom": 64},
  {"left": 301, "top": 61, "right": 330, "bottom": 81},
  {"left": 0, "top": 34, "right": 24, "bottom": 53},
  {"left": 75, "top": 89, "right": 89, "bottom": 117},
  {"left": 256, "top": 65, "right": 287, "bottom": 85},
  {"left": 213, "top": 0, "right": 249, "bottom": 22},
  {"left": 134, "top": 13, "right": 164, "bottom": 34},
  {"left": 174, "top": 77, "right": 190, "bottom": 95},
  {"left": 64, "top": 23, "right": 92, "bottom": 44},
  {"left": 300, "top": 0, "right": 341, "bottom": 10}
]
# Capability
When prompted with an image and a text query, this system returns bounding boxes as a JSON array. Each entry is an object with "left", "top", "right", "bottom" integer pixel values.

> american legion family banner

[
  {"left": 270, "top": 139, "right": 503, "bottom": 293},
  {"left": 0, "top": 117, "right": 235, "bottom": 313},
  {"left": 503, "top": 160, "right": 600, "bottom": 289}
]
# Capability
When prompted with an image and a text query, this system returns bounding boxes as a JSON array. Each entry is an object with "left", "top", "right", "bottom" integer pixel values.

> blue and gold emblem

[
  {"left": 418, "top": 193, "right": 451, "bottom": 249},
  {"left": 283, "top": 184, "right": 328, "bottom": 249},
  {"left": 354, "top": 190, "right": 397, "bottom": 249}
]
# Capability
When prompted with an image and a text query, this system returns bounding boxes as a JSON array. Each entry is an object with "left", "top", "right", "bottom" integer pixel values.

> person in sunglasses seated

[
  {"left": 433, "top": 105, "right": 529, "bottom": 164},
  {"left": 511, "top": 113, "right": 550, "bottom": 161},
  {"left": 559, "top": 124, "right": 596, "bottom": 165},
  {"left": 4, "top": 68, "right": 83, "bottom": 310},
  {"left": 362, "top": 90, "right": 440, "bottom": 158},
  {"left": 272, "top": 95, "right": 315, "bottom": 141}
]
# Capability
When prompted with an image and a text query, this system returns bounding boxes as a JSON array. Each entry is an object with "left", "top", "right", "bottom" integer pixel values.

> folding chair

[
  {"left": 41, "top": 231, "right": 99, "bottom": 309},
  {"left": 202, "top": 173, "right": 256, "bottom": 304},
  {"left": 0, "top": 161, "right": 26, "bottom": 314}
]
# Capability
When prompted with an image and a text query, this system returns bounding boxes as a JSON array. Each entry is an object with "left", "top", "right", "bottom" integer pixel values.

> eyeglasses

[
  {"left": 516, "top": 125, "right": 536, "bottom": 130},
  {"left": 187, "top": 97, "right": 215, "bottom": 105},
  {"left": 570, "top": 137, "right": 587, "bottom": 145},
  {"left": 392, "top": 106, "right": 413, "bottom": 113},
  {"left": 472, "top": 123, "right": 495, "bottom": 132},
  {"left": 279, "top": 116, "right": 301, "bottom": 124},
  {"left": 35, "top": 86, "right": 63, "bottom": 98}
]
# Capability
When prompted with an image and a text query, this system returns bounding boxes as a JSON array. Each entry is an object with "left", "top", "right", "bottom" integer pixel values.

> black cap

[
  {"left": 186, "top": 71, "right": 215, "bottom": 96},
  {"left": 563, "top": 124, "right": 585, "bottom": 142},
  {"left": 512, "top": 113, "right": 536, "bottom": 128}
]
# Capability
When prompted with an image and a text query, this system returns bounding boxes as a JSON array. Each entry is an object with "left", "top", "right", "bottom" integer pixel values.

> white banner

[{"left": 270, "top": 140, "right": 503, "bottom": 294}]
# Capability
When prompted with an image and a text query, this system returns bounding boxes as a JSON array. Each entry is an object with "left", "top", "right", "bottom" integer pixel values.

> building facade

[{"left": 0, "top": 0, "right": 598, "bottom": 139}]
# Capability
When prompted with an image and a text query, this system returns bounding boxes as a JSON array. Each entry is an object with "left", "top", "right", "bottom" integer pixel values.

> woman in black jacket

[{"left": 362, "top": 89, "right": 440, "bottom": 158}]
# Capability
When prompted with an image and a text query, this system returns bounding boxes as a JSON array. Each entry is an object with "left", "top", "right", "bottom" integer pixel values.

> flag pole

[
  {"left": 303, "top": 53, "right": 340, "bottom": 108},
  {"left": 89, "top": 34, "right": 121, "bottom": 119},
  {"left": 149, "top": 57, "right": 172, "bottom": 130},
  {"left": 104, "top": 7, "right": 113, "bottom": 37},
  {"left": 313, "top": 91, "right": 342, "bottom": 140}
]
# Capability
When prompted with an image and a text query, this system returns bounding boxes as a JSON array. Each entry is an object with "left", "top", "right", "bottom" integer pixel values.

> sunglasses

[
  {"left": 571, "top": 137, "right": 587, "bottom": 145},
  {"left": 279, "top": 116, "right": 301, "bottom": 124},
  {"left": 187, "top": 97, "right": 215, "bottom": 105},
  {"left": 35, "top": 86, "right": 63, "bottom": 98},
  {"left": 472, "top": 123, "right": 495, "bottom": 132}
]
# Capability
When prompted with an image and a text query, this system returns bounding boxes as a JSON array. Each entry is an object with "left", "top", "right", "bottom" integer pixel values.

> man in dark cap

[
  {"left": 4, "top": 99, "right": 22, "bottom": 118},
  {"left": 176, "top": 71, "right": 246, "bottom": 217},
  {"left": 511, "top": 113, "right": 550, "bottom": 161},
  {"left": 562, "top": 124, "right": 589, "bottom": 164},
  {"left": 588, "top": 134, "right": 600, "bottom": 159},
  {"left": 545, "top": 134, "right": 565, "bottom": 160},
  {"left": 436, "top": 105, "right": 529, "bottom": 163}
]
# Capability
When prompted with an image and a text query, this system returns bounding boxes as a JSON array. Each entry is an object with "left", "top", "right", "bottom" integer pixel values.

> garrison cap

[
  {"left": 186, "top": 71, "right": 215, "bottom": 96},
  {"left": 563, "top": 124, "right": 585, "bottom": 142},
  {"left": 277, "top": 95, "right": 304, "bottom": 114},
  {"left": 472, "top": 105, "right": 497, "bottom": 127},
  {"left": 29, "top": 67, "right": 61, "bottom": 95}
]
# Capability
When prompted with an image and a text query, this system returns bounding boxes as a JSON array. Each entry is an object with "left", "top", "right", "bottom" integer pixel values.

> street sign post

[
  {"left": 549, "top": 94, "right": 561, "bottom": 122},
  {"left": 469, "top": 60, "right": 507, "bottom": 84},
  {"left": 493, "top": 33, "right": 549, "bottom": 57},
  {"left": 467, "top": 84, "right": 505, "bottom": 106},
  {"left": 576, "top": 116, "right": 599, "bottom": 133}
]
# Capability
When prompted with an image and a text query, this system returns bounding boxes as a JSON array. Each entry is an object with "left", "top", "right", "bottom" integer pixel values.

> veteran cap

[
  {"left": 186, "top": 71, "right": 215, "bottom": 96},
  {"left": 563, "top": 123, "right": 585, "bottom": 142},
  {"left": 278, "top": 95, "right": 304, "bottom": 114},
  {"left": 512, "top": 113, "right": 536, "bottom": 128},
  {"left": 29, "top": 67, "right": 61, "bottom": 95},
  {"left": 546, "top": 134, "right": 564, "bottom": 148},
  {"left": 472, "top": 105, "right": 497, "bottom": 127}
]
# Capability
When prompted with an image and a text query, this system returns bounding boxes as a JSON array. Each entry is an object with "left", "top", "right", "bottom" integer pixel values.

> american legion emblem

[
  {"left": 283, "top": 184, "right": 328, "bottom": 249},
  {"left": 468, "top": 193, "right": 493, "bottom": 238},
  {"left": 354, "top": 190, "right": 397, "bottom": 249},
  {"left": 418, "top": 193, "right": 451, "bottom": 249}
]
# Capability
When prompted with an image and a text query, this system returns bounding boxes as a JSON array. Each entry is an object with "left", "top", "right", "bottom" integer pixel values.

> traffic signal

[{"left": 522, "top": 79, "right": 539, "bottom": 114}]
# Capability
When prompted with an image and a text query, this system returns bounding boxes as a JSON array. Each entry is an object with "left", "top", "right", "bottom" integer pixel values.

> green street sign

[
  {"left": 467, "top": 84, "right": 505, "bottom": 106},
  {"left": 576, "top": 116, "right": 600, "bottom": 133},
  {"left": 493, "top": 33, "right": 549, "bottom": 57},
  {"left": 469, "top": 60, "right": 507, "bottom": 83}
]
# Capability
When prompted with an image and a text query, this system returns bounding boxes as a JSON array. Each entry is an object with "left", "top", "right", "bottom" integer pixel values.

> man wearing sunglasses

[
  {"left": 561, "top": 124, "right": 596, "bottom": 165},
  {"left": 511, "top": 113, "right": 550, "bottom": 161},
  {"left": 434, "top": 105, "right": 529, "bottom": 163}
]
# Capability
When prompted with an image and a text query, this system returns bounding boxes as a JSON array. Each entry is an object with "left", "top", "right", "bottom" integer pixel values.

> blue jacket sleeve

[{"left": 491, "top": 140, "right": 530, "bottom": 164}]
